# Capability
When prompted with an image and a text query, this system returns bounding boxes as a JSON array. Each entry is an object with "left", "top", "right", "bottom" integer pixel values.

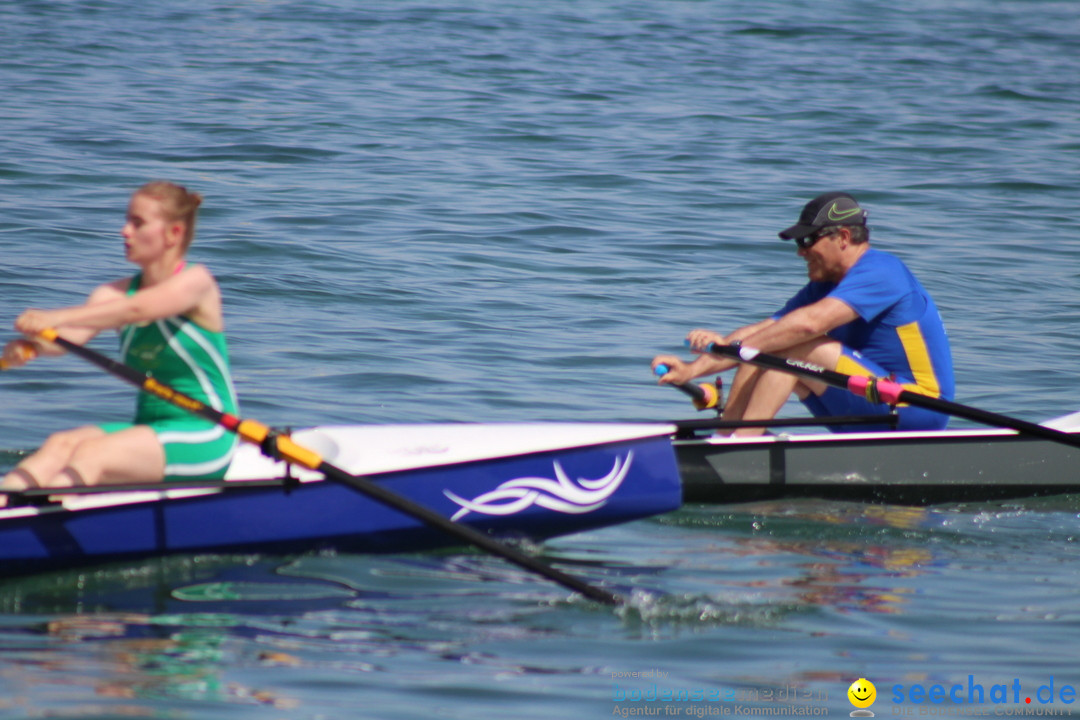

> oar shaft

[
  {"left": 705, "top": 342, "right": 1080, "bottom": 450},
  {"left": 312, "top": 460, "right": 617, "bottom": 603},
  {"left": 35, "top": 329, "right": 620, "bottom": 605}
]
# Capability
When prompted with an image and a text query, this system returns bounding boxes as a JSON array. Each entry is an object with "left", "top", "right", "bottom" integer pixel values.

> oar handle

[
  {"left": 704, "top": 341, "right": 1080, "bottom": 450},
  {"left": 653, "top": 365, "right": 721, "bottom": 411}
]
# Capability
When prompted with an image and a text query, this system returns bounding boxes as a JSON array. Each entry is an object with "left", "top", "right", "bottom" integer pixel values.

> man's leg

[{"left": 720, "top": 338, "right": 843, "bottom": 437}]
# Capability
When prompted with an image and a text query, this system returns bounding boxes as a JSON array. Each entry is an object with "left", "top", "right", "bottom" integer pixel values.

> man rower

[{"left": 652, "top": 191, "right": 954, "bottom": 436}]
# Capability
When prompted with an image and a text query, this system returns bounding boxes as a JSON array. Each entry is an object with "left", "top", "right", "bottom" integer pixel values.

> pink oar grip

[{"left": 847, "top": 375, "right": 904, "bottom": 405}]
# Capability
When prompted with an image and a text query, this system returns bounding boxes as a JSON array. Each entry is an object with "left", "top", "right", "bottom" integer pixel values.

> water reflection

[{"left": 653, "top": 501, "right": 942, "bottom": 617}]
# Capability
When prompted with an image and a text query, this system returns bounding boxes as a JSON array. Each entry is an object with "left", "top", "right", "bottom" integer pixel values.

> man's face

[{"left": 797, "top": 229, "right": 846, "bottom": 282}]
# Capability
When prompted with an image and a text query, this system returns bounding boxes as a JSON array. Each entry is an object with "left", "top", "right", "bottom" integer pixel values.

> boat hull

[
  {"left": 676, "top": 425, "right": 1080, "bottom": 505},
  {"left": 0, "top": 424, "right": 681, "bottom": 575}
]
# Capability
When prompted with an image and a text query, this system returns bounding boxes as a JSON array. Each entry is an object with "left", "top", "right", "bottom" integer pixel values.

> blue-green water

[{"left": 2, "top": 1, "right": 1080, "bottom": 717}]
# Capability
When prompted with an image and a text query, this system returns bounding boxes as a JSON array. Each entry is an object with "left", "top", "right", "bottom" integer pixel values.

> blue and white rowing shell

[{"left": 0, "top": 423, "right": 682, "bottom": 575}]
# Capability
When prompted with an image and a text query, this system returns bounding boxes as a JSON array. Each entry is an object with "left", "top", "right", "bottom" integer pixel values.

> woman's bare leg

[
  {"left": 2, "top": 425, "right": 106, "bottom": 488},
  {"left": 60, "top": 425, "right": 165, "bottom": 487}
]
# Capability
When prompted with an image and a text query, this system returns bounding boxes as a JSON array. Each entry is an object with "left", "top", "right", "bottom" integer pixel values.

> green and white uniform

[{"left": 100, "top": 273, "right": 239, "bottom": 480}]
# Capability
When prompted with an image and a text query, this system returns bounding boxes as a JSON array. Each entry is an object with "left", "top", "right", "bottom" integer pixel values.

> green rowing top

[{"left": 120, "top": 272, "right": 239, "bottom": 424}]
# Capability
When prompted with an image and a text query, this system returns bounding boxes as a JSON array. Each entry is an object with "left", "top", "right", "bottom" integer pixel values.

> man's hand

[{"left": 686, "top": 329, "right": 725, "bottom": 352}]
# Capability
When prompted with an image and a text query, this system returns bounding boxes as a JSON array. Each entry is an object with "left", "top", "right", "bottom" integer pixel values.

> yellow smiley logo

[{"left": 848, "top": 678, "right": 877, "bottom": 709}]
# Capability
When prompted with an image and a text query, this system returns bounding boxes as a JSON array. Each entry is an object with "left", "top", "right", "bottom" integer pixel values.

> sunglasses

[{"left": 795, "top": 229, "right": 836, "bottom": 250}]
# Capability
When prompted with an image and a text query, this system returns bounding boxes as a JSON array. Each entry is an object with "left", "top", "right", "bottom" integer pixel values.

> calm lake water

[{"left": 1, "top": 1, "right": 1079, "bottom": 718}]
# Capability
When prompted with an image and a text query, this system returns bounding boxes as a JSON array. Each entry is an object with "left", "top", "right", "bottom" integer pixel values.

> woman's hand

[
  {"left": 1, "top": 339, "right": 38, "bottom": 369},
  {"left": 15, "top": 308, "right": 67, "bottom": 336}
]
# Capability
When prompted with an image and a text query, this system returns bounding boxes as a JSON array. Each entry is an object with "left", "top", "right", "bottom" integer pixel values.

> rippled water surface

[{"left": 1, "top": 1, "right": 1079, "bottom": 718}]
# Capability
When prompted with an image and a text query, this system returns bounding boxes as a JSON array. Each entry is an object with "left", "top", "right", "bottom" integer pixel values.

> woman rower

[{"left": 0, "top": 181, "right": 239, "bottom": 503}]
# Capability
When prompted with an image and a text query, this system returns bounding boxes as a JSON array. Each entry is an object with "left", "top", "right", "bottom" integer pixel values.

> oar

[
  {"left": 20, "top": 328, "right": 622, "bottom": 605},
  {"left": 653, "top": 364, "right": 894, "bottom": 435},
  {"left": 703, "top": 342, "right": 1080, "bottom": 450},
  {"left": 653, "top": 364, "right": 721, "bottom": 411}
]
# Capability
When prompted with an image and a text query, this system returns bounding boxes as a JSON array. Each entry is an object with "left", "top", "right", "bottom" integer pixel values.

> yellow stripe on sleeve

[{"left": 896, "top": 322, "right": 941, "bottom": 398}]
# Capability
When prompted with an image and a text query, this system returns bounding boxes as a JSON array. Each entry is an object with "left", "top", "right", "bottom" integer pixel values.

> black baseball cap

[{"left": 778, "top": 192, "right": 868, "bottom": 241}]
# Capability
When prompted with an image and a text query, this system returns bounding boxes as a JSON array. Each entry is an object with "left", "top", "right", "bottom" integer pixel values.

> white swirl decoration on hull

[{"left": 444, "top": 452, "right": 634, "bottom": 521}]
